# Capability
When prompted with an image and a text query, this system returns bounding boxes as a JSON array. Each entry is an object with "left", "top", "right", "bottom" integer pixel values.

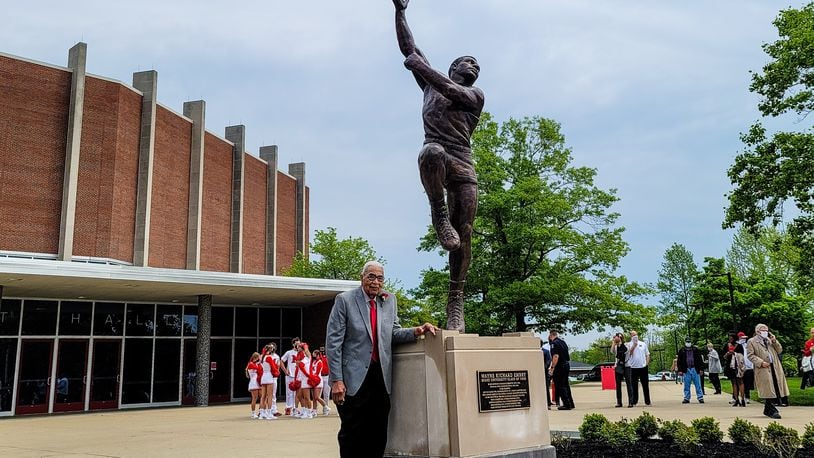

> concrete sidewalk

[{"left": 0, "top": 382, "right": 811, "bottom": 457}]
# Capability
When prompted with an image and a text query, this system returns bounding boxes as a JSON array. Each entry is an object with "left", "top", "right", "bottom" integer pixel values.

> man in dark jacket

[
  {"left": 677, "top": 337, "right": 704, "bottom": 404},
  {"left": 548, "top": 330, "right": 575, "bottom": 410}
]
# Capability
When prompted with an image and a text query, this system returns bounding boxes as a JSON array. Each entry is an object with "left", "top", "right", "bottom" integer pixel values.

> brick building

[{"left": 0, "top": 43, "right": 354, "bottom": 416}]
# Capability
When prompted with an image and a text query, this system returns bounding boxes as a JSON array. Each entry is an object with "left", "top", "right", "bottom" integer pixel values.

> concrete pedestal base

[{"left": 386, "top": 331, "right": 555, "bottom": 458}]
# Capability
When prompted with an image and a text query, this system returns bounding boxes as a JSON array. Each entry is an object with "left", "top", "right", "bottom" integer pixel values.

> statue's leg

[
  {"left": 419, "top": 143, "right": 460, "bottom": 251},
  {"left": 445, "top": 183, "right": 477, "bottom": 332}
]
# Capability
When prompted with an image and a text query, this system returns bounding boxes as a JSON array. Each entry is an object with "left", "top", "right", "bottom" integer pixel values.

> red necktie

[{"left": 369, "top": 299, "right": 379, "bottom": 362}]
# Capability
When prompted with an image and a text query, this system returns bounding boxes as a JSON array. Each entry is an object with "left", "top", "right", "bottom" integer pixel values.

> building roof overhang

[{"left": 0, "top": 258, "right": 358, "bottom": 306}]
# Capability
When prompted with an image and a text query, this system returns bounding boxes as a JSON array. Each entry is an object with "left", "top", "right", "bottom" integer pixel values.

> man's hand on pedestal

[
  {"left": 414, "top": 322, "right": 437, "bottom": 337},
  {"left": 331, "top": 380, "right": 346, "bottom": 405}
]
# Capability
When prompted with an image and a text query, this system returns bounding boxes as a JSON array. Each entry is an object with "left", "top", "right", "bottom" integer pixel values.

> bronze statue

[{"left": 393, "top": 0, "right": 484, "bottom": 332}]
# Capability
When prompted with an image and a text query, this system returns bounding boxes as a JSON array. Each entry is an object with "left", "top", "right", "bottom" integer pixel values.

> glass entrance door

[
  {"left": 182, "top": 340, "right": 196, "bottom": 405},
  {"left": 89, "top": 340, "right": 121, "bottom": 410},
  {"left": 53, "top": 340, "right": 88, "bottom": 412},
  {"left": 15, "top": 340, "right": 53, "bottom": 415},
  {"left": 208, "top": 340, "right": 231, "bottom": 404}
]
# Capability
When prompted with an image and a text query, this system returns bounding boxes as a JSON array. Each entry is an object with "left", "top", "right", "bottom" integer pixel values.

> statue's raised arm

[
  {"left": 393, "top": 0, "right": 428, "bottom": 90},
  {"left": 391, "top": 0, "right": 485, "bottom": 332}
]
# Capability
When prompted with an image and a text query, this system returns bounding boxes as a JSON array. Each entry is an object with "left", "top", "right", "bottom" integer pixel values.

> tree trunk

[{"left": 515, "top": 308, "right": 527, "bottom": 332}]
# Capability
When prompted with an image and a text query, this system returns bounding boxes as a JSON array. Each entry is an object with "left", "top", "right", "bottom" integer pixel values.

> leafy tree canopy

[
  {"left": 284, "top": 226, "right": 383, "bottom": 280},
  {"left": 656, "top": 243, "right": 699, "bottom": 326},
  {"left": 688, "top": 257, "right": 812, "bottom": 348},
  {"left": 413, "top": 113, "right": 654, "bottom": 335},
  {"left": 724, "top": 3, "right": 814, "bottom": 288}
]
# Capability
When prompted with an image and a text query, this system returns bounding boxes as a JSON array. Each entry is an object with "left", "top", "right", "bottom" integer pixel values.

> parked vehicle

[
  {"left": 650, "top": 371, "right": 675, "bottom": 381},
  {"left": 579, "top": 362, "right": 615, "bottom": 382}
]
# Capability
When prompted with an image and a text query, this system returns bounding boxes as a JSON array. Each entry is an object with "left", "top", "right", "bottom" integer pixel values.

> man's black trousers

[
  {"left": 336, "top": 360, "right": 390, "bottom": 458},
  {"left": 629, "top": 366, "right": 651, "bottom": 405},
  {"left": 553, "top": 363, "right": 575, "bottom": 408}
]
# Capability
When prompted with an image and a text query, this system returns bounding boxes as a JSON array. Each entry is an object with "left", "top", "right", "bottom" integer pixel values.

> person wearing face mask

[
  {"left": 746, "top": 324, "right": 790, "bottom": 419},
  {"left": 706, "top": 343, "right": 722, "bottom": 395},
  {"left": 677, "top": 337, "right": 704, "bottom": 404}
]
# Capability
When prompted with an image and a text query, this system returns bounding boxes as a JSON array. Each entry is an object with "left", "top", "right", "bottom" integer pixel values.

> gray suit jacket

[{"left": 326, "top": 286, "right": 416, "bottom": 396}]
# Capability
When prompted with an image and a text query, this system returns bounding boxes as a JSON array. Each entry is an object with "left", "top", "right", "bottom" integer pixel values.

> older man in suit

[{"left": 327, "top": 261, "right": 436, "bottom": 458}]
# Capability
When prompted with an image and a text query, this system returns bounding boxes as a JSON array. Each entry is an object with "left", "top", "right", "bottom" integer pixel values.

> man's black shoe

[
  {"left": 698, "top": 399, "right": 704, "bottom": 404},
  {"left": 615, "top": 404, "right": 623, "bottom": 408},
  {"left": 557, "top": 406, "right": 573, "bottom": 411},
  {"left": 645, "top": 402, "right": 652, "bottom": 406},
  {"left": 682, "top": 399, "right": 690, "bottom": 404}
]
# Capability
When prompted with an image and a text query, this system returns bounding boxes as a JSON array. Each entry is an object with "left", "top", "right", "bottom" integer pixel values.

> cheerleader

[
  {"left": 266, "top": 343, "right": 283, "bottom": 417},
  {"left": 280, "top": 337, "right": 300, "bottom": 416},
  {"left": 259, "top": 343, "right": 281, "bottom": 419},
  {"left": 310, "top": 349, "right": 328, "bottom": 415},
  {"left": 246, "top": 352, "right": 262, "bottom": 418},
  {"left": 294, "top": 343, "right": 314, "bottom": 418}
]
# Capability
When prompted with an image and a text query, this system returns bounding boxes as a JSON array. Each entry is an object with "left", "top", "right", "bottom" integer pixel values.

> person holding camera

[
  {"left": 747, "top": 324, "right": 790, "bottom": 419},
  {"left": 610, "top": 333, "right": 631, "bottom": 408}
]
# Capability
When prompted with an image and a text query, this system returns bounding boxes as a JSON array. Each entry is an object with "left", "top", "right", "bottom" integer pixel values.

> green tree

[
  {"left": 726, "top": 226, "right": 802, "bottom": 294},
  {"left": 724, "top": 3, "right": 814, "bottom": 288},
  {"left": 689, "top": 257, "right": 811, "bottom": 347},
  {"left": 283, "top": 227, "right": 383, "bottom": 280},
  {"left": 656, "top": 243, "right": 699, "bottom": 327},
  {"left": 413, "top": 113, "right": 654, "bottom": 335}
]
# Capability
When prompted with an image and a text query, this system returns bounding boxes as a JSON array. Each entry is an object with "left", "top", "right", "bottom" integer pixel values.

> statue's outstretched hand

[{"left": 393, "top": 0, "right": 409, "bottom": 11}]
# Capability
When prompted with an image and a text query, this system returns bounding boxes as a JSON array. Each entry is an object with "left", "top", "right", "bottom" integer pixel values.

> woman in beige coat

[{"left": 746, "top": 323, "right": 790, "bottom": 419}]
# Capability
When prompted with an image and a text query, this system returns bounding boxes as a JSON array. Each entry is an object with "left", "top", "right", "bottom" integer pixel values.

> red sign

[{"left": 210, "top": 362, "right": 217, "bottom": 371}]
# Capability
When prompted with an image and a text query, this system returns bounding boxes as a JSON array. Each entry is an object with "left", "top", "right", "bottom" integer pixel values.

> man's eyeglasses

[{"left": 365, "top": 273, "right": 385, "bottom": 282}]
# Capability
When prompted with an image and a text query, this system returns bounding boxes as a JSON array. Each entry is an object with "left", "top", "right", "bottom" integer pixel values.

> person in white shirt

[
  {"left": 625, "top": 330, "right": 651, "bottom": 407},
  {"left": 738, "top": 332, "right": 755, "bottom": 403},
  {"left": 280, "top": 337, "right": 300, "bottom": 416}
]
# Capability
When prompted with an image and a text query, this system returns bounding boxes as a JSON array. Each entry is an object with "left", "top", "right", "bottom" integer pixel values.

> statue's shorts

[{"left": 419, "top": 140, "right": 478, "bottom": 186}]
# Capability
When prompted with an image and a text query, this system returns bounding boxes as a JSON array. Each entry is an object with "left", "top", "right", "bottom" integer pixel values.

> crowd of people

[
  {"left": 244, "top": 337, "right": 332, "bottom": 420},
  {"left": 541, "top": 325, "right": 814, "bottom": 421}
]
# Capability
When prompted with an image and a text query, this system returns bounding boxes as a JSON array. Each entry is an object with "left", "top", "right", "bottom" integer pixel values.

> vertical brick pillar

[
  {"left": 194, "top": 294, "right": 212, "bottom": 407},
  {"left": 288, "top": 163, "right": 307, "bottom": 257},
  {"left": 184, "top": 100, "right": 206, "bottom": 270},
  {"left": 57, "top": 42, "right": 87, "bottom": 262},
  {"left": 132, "top": 71, "right": 158, "bottom": 267},
  {"left": 259, "top": 146, "right": 278, "bottom": 275},
  {"left": 225, "top": 126, "right": 245, "bottom": 274}
]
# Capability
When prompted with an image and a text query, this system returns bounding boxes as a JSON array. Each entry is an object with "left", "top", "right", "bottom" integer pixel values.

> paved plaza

[{"left": 0, "top": 381, "right": 811, "bottom": 457}]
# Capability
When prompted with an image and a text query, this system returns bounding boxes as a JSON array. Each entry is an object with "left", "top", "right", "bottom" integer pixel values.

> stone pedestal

[{"left": 386, "top": 331, "right": 555, "bottom": 458}]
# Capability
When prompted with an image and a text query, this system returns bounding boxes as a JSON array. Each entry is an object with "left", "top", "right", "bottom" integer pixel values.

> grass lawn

[{"left": 705, "top": 376, "right": 814, "bottom": 406}]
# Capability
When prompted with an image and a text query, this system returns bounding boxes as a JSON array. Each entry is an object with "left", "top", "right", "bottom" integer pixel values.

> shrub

[
  {"left": 578, "top": 413, "right": 610, "bottom": 442},
  {"left": 691, "top": 416, "right": 723, "bottom": 443},
  {"left": 673, "top": 423, "right": 700, "bottom": 456},
  {"left": 802, "top": 422, "right": 814, "bottom": 449},
  {"left": 763, "top": 422, "right": 801, "bottom": 458},
  {"left": 631, "top": 411, "right": 659, "bottom": 440},
  {"left": 658, "top": 419, "right": 686, "bottom": 443},
  {"left": 728, "top": 417, "right": 762, "bottom": 446},
  {"left": 597, "top": 419, "right": 637, "bottom": 449},
  {"left": 781, "top": 355, "right": 799, "bottom": 378}
]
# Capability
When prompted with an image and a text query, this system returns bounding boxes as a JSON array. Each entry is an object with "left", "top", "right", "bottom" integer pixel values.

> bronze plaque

[{"left": 477, "top": 370, "right": 531, "bottom": 412}]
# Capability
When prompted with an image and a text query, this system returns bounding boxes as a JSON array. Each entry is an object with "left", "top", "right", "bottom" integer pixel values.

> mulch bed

[{"left": 554, "top": 439, "right": 814, "bottom": 457}]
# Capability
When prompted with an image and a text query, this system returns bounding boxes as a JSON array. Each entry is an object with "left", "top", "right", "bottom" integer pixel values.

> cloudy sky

[{"left": 3, "top": 1, "right": 803, "bottom": 347}]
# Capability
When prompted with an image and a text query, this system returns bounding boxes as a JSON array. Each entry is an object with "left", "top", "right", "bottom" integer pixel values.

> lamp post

[{"left": 710, "top": 272, "right": 736, "bottom": 331}]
